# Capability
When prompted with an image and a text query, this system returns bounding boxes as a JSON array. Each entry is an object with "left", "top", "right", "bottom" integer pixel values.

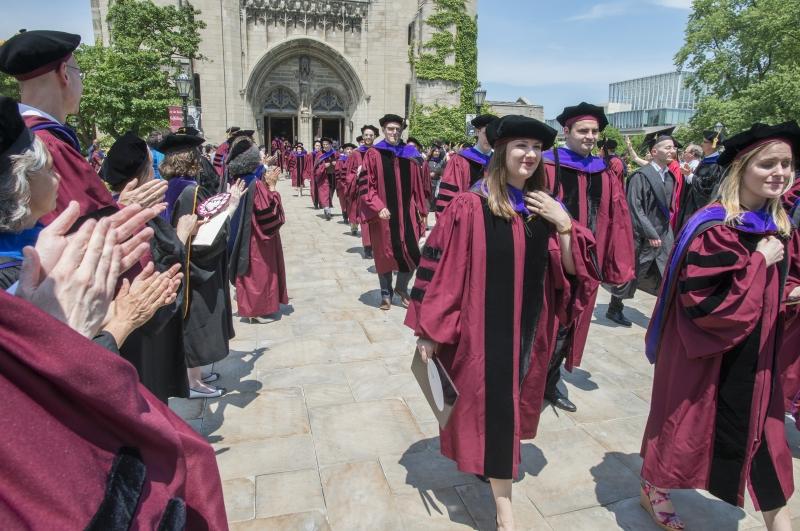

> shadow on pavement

[
  {"left": 562, "top": 367, "right": 599, "bottom": 392},
  {"left": 594, "top": 303, "right": 651, "bottom": 329},
  {"left": 358, "top": 289, "right": 384, "bottom": 309}
]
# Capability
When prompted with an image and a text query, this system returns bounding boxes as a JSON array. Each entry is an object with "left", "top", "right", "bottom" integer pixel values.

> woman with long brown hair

[
  {"left": 404, "top": 115, "right": 600, "bottom": 531},
  {"left": 640, "top": 121, "right": 800, "bottom": 531}
]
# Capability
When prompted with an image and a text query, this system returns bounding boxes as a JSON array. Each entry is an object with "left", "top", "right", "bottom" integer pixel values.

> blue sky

[{"left": 2, "top": 0, "right": 691, "bottom": 118}]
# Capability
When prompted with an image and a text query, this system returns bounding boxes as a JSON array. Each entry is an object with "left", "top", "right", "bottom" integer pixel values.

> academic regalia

[
  {"left": 0, "top": 289, "right": 228, "bottom": 529},
  {"left": 306, "top": 150, "right": 318, "bottom": 207},
  {"left": 542, "top": 147, "right": 635, "bottom": 367},
  {"left": 288, "top": 150, "right": 307, "bottom": 188},
  {"left": 167, "top": 179, "right": 235, "bottom": 368},
  {"left": 404, "top": 191, "right": 600, "bottom": 478},
  {"left": 606, "top": 154, "right": 626, "bottom": 185},
  {"left": 778, "top": 181, "right": 800, "bottom": 411},
  {"left": 335, "top": 153, "right": 351, "bottom": 215},
  {"left": 228, "top": 145, "right": 289, "bottom": 318},
  {"left": 641, "top": 205, "right": 794, "bottom": 511},
  {"left": 313, "top": 149, "right": 337, "bottom": 209},
  {"left": 675, "top": 153, "right": 724, "bottom": 230},
  {"left": 358, "top": 140, "right": 427, "bottom": 275},
  {"left": 212, "top": 141, "right": 229, "bottom": 178},
  {"left": 434, "top": 147, "right": 490, "bottom": 218},
  {"left": 23, "top": 114, "right": 118, "bottom": 226},
  {"left": 618, "top": 162, "right": 677, "bottom": 297},
  {"left": 346, "top": 146, "right": 372, "bottom": 246}
]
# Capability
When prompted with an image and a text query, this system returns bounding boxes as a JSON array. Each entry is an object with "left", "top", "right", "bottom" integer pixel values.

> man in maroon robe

[
  {"left": 313, "top": 137, "right": 338, "bottom": 220},
  {"left": 434, "top": 114, "right": 497, "bottom": 218},
  {"left": 306, "top": 139, "right": 322, "bottom": 208},
  {"left": 359, "top": 115, "right": 427, "bottom": 309},
  {"left": 288, "top": 142, "right": 308, "bottom": 195},
  {"left": 541, "top": 102, "right": 635, "bottom": 411},
  {"left": 335, "top": 142, "right": 356, "bottom": 227},
  {"left": 347, "top": 126, "right": 379, "bottom": 258},
  {"left": 0, "top": 289, "right": 228, "bottom": 529},
  {"left": 212, "top": 126, "right": 239, "bottom": 178}
]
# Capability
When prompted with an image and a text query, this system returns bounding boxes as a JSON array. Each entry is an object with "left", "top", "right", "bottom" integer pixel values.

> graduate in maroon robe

[
  {"left": 599, "top": 138, "right": 627, "bottom": 185},
  {"left": 0, "top": 289, "right": 227, "bottom": 529},
  {"left": 306, "top": 139, "right": 322, "bottom": 208},
  {"left": 313, "top": 137, "right": 338, "bottom": 220},
  {"left": 288, "top": 143, "right": 308, "bottom": 195},
  {"left": 335, "top": 143, "right": 355, "bottom": 216},
  {"left": 348, "top": 126, "right": 379, "bottom": 257},
  {"left": 434, "top": 114, "right": 497, "bottom": 218},
  {"left": 779, "top": 179, "right": 800, "bottom": 413},
  {"left": 640, "top": 122, "right": 800, "bottom": 531},
  {"left": 541, "top": 102, "right": 635, "bottom": 412},
  {"left": 405, "top": 115, "right": 599, "bottom": 530},
  {"left": 227, "top": 138, "right": 289, "bottom": 321},
  {"left": 359, "top": 115, "right": 427, "bottom": 309},
  {"left": 0, "top": 30, "right": 119, "bottom": 226},
  {"left": 212, "top": 126, "right": 239, "bottom": 178}
]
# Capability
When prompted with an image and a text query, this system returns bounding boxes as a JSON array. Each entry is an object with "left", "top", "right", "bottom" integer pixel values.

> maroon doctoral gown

[
  {"left": 404, "top": 192, "right": 600, "bottom": 479},
  {"left": 434, "top": 151, "right": 487, "bottom": 218},
  {"left": 305, "top": 151, "right": 318, "bottom": 205},
  {"left": 335, "top": 156, "right": 351, "bottom": 215},
  {"left": 641, "top": 223, "right": 794, "bottom": 511},
  {"left": 0, "top": 290, "right": 228, "bottom": 530},
  {"left": 230, "top": 180, "right": 289, "bottom": 317},
  {"left": 24, "top": 115, "right": 118, "bottom": 225},
  {"left": 288, "top": 151, "right": 307, "bottom": 188},
  {"left": 778, "top": 183, "right": 800, "bottom": 411},
  {"left": 313, "top": 150, "right": 337, "bottom": 208},
  {"left": 543, "top": 154, "right": 635, "bottom": 368},
  {"left": 359, "top": 142, "right": 427, "bottom": 274},
  {"left": 346, "top": 147, "right": 372, "bottom": 247}
]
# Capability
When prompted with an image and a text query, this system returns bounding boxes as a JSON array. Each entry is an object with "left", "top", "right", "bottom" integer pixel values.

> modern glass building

[{"left": 606, "top": 71, "right": 699, "bottom": 130}]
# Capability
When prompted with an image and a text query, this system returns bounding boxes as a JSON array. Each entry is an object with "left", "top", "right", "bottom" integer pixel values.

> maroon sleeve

[
  {"left": 601, "top": 170, "right": 636, "bottom": 284},
  {"left": 547, "top": 223, "right": 601, "bottom": 327},
  {"left": 412, "top": 159, "right": 429, "bottom": 217},
  {"left": 676, "top": 226, "right": 768, "bottom": 359},
  {"left": 404, "top": 193, "right": 474, "bottom": 345},
  {"left": 252, "top": 182, "right": 285, "bottom": 235},
  {"left": 435, "top": 156, "right": 468, "bottom": 219},
  {"left": 358, "top": 150, "right": 387, "bottom": 222}
]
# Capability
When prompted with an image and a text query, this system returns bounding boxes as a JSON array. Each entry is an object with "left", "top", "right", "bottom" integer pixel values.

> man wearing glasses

[
  {"left": 0, "top": 30, "right": 130, "bottom": 226},
  {"left": 358, "top": 114, "right": 428, "bottom": 310}
]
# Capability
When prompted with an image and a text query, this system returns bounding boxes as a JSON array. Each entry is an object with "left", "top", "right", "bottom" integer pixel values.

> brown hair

[
  {"left": 483, "top": 140, "right": 547, "bottom": 220},
  {"left": 717, "top": 140, "right": 794, "bottom": 236},
  {"left": 159, "top": 149, "right": 200, "bottom": 179}
]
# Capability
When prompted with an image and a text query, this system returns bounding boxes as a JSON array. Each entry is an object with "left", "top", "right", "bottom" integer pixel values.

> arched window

[
  {"left": 312, "top": 88, "right": 345, "bottom": 113},
  {"left": 263, "top": 87, "right": 298, "bottom": 113}
]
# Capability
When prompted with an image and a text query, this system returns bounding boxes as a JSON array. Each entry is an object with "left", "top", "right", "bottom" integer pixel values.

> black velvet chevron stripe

[
  {"left": 679, "top": 274, "right": 724, "bottom": 293},
  {"left": 357, "top": 178, "right": 367, "bottom": 186},
  {"left": 410, "top": 287, "right": 426, "bottom": 302},
  {"left": 438, "top": 194, "right": 453, "bottom": 202},
  {"left": 253, "top": 204, "right": 276, "bottom": 217},
  {"left": 684, "top": 280, "right": 731, "bottom": 319},
  {"left": 416, "top": 266, "right": 435, "bottom": 282},
  {"left": 435, "top": 205, "right": 446, "bottom": 212},
  {"left": 439, "top": 182, "right": 460, "bottom": 193},
  {"left": 359, "top": 188, "right": 368, "bottom": 196},
  {"left": 422, "top": 246, "right": 443, "bottom": 261},
  {"left": 686, "top": 251, "right": 738, "bottom": 268},
  {"left": 157, "top": 498, "right": 186, "bottom": 531},
  {"left": 84, "top": 447, "right": 146, "bottom": 531}
]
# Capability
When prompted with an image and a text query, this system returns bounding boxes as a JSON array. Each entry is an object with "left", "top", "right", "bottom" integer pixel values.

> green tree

[
  {"left": 676, "top": 0, "right": 800, "bottom": 137},
  {"left": 75, "top": 0, "right": 205, "bottom": 142},
  {"left": 0, "top": 72, "right": 18, "bottom": 99}
]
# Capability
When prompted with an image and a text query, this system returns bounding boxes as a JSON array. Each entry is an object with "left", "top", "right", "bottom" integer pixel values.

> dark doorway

[
  {"left": 313, "top": 117, "right": 343, "bottom": 144},
  {"left": 265, "top": 115, "right": 295, "bottom": 146}
]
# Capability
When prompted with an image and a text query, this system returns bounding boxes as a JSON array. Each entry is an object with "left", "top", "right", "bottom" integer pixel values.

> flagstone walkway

[{"left": 169, "top": 177, "right": 800, "bottom": 530}]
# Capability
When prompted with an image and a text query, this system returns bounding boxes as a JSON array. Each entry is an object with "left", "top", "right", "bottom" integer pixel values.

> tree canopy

[{"left": 677, "top": 0, "right": 800, "bottom": 137}]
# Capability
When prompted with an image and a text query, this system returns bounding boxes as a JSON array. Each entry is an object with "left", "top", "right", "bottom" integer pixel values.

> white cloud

[
  {"left": 650, "top": 0, "right": 693, "bottom": 8},
  {"left": 566, "top": 2, "right": 629, "bottom": 21}
]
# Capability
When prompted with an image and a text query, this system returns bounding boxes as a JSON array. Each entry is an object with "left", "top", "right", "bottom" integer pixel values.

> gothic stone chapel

[{"left": 91, "top": 0, "right": 477, "bottom": 145}]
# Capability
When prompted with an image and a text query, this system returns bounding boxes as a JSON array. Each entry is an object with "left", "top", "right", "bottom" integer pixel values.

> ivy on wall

[{"left": 408, "top": 0, "right": 479, "bottom": 146}]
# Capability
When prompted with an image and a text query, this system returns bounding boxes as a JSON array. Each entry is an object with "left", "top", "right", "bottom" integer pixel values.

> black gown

[{"left": 170, "top": 184, "right": 235, "bottom": 369}]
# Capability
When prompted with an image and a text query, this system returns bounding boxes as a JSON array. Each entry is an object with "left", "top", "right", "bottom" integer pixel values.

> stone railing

[{"left": 241, "top": 0, "right": 371, "bottom": 33}]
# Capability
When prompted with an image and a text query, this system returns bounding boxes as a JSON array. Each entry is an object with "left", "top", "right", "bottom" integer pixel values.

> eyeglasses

[{"left": 65, "top": 64, "right": 85, "bottom": 80}]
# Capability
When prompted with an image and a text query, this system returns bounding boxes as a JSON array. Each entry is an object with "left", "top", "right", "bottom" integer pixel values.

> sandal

[{"left": 639, "top": 480, "right": 685, "bottom": 530}]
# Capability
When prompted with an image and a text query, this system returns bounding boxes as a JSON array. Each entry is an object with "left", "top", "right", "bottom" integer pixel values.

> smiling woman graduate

[
  {"left": 404, "top": 115, "right": 600, "bottom": 531},
  {"left": 640, "top": 121, "right": 800, "bottom": 531}
]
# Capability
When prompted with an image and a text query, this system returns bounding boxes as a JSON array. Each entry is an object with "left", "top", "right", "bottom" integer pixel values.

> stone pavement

[{"left": 169, "top": 178, "right": 800, "bottom": 530}]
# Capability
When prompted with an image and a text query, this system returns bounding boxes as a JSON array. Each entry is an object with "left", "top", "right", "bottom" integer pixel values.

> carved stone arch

[
  {"left": 262, "top": 85, "right": 299, "bottom": 113},
  {"left": 312, "top": 87, "right": 347, "bottom": 115}
]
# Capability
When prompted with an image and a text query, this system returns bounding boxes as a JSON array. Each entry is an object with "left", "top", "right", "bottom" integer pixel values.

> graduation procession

[{"left": 3, "top": 0, "right": 800, "bottom": 529}]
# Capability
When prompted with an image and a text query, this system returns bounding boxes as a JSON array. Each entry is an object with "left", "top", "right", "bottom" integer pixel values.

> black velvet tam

[
  {"left": 0, "top": 29, "right": 80, "bottom": 79},
  {"left": 556, "top": 102, "right": 609, "bottom": 131},
  {"left": 101, "top": 132, "right": 149, "bottom": 186},
  {"left": 489, "top": 115, "right": 557, "bottom": 150}
]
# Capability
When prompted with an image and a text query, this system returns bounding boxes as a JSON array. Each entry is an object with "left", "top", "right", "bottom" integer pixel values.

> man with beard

[{"left": 358, "top": 115, "right": 427, "bottom": 310}]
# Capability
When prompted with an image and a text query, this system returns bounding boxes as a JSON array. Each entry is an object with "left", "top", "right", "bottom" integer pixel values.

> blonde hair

[
  {"left": 483, "top": 140, "right": 547, "bottom": 220},
  {"left": 717, "top": 141, "right": 794, "bottom": 236},
  {"left": 159, "top": 149, "right": 200, "bottom": 179}
]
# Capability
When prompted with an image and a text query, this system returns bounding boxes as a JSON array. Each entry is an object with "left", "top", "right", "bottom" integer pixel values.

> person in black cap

[
  {"left": 288, "top": 142, "right": 308, "bottom": 196},
  {"left": 540, "top": 102, "right": 635, "bottom": 412},
  {"left": 158, "top": 131, "right": 246, "bottom": 399},
  {"left": 346, "top": 125, "right": 380, "bottom": 256},
  {"left": 615, "top": 127, "right": 681, "bottom": 308},
  {"left": 598, "top": 138, "right": 627, "bottom": 184},
  {"left": 434, "top": 114, "right": 498, "bottom": 219},
  {"left": 358, "top": 114, "right": 428, "bottom": 310},
  {"left": 404, "top": 115, "right": 600, "bottom": 531},
  {"left": 640, "top": 121, "right": 800, "bottom": 531},
  {"left": 675, "top": 129, "right": 726, "bottom": 230},
  {"left": 307, "top": 138, "right": 323, "bottom": 208},
  {"left": 335, "top": 142, "right": 357, "bottom": 228},
  {"left": 313, "top": 136, "right": 338, "bottom": 220},
  {"left": 212, "top": 126, "right": 240, "bottom": 178}
]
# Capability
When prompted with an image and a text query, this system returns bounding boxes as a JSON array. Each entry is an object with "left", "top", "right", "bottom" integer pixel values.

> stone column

[{"left": 299, "top": 108, "right": 312, "bottom": 147}]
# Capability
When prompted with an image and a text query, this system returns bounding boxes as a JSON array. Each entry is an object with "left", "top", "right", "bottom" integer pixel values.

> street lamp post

[
  {"left": 473, "top": 82, "right": 487, "bottom": 116},
  {"left": 714, "top": 121, "right": 724, "bottom": 134},
  {"left": 175, "top": 72, "right": 192, "bottom": 127}
]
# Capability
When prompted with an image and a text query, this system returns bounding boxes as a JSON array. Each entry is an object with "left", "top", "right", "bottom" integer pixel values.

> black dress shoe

[
  {"left": 605, "top": 309, "right": 632, "bottom": 327},
  {"left": 363, "top": 247, "right": 373, "bottom": 259},
  {"left": 545, "top": 391, "right": 577, "bottom": 412},
  {"left": 474, "top": 474, "right": 489, "bottom": 483}
]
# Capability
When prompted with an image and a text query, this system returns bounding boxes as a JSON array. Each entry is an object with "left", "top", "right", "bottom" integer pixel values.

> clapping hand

[
  {"left": 226, "top": 179, "right": 247, "bottom": 216},
  {"left": 118, "top": 178, "right": 168, "bottom": 209}
]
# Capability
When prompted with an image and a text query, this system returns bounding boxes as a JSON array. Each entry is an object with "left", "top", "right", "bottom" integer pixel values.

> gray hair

[
  {"left": 0, "top": 137, "right": 48, "bottom": 232},
  {"left": 685, "top": 144, "right": 703, "bottom": 159}
]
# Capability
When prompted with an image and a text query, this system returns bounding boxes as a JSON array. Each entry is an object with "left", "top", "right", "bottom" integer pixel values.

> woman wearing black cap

[
  {"left": 404, "top": 115, "right": 600, "bottom": 531},
  {"left": 159, "top": 132, "right": 245, "bottom": 399},
  {"left": 640, "top": 122, "right": 800, "bottom": 531}
]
